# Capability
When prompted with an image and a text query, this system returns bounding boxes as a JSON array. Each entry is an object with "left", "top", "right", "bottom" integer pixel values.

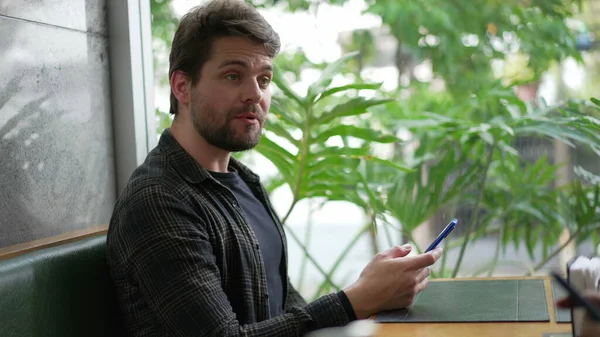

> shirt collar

[{"left": 157, "top": 128, "right": 261, "bottom": 185}]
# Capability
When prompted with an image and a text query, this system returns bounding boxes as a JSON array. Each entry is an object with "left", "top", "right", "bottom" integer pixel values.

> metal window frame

[{"left": 106, "top": 0, "right": 156, "bottom": 195}]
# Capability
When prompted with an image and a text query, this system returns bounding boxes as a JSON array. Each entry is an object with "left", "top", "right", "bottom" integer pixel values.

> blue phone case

[{"left": 425, "top": 218, "right": 458, "bottom": 252}]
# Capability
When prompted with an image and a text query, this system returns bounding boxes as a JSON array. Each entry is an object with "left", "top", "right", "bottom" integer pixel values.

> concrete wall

[{"left": 0, "top": 1, "right": 116, "bottom": 247}]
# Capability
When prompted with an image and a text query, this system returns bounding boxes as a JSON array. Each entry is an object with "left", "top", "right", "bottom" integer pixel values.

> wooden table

[{"left": 374, "top": 276, "right": 571, "bottom": 337}]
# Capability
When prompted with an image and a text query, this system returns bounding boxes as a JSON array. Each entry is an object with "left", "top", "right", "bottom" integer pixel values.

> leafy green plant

[
  {"left": 251, "top": 0, "right": 583, "bottom": 96},
  {"left": 149, "top": 0, "right": 600, "bottom": 298},
  {"left": 386, "top": 94, "right": 600, "bottom": 277},
  {"left": 259, "top": 52, "right": 411, "bottom": 210},
  {"left": 255, "top": 52, "right": 412, "bottom": 292}
]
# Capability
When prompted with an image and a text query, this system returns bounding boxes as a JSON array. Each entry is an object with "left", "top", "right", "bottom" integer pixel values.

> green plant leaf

[
  {"left": 392, "top": 114, "right": 460, "bottom": 129},
  {"left": 313, "top": 124, "right": 400, "bottom": 144},
  {"left": 316, "top": 98, "right": 394, "bottom": 124},
  {"left": 255, "top": 136, "right": 297, "bottom": 182},
  {"left": 306, "top": 51, "right": 359, "bottom": 102},
  {"left": 302, "top": 185, "right": 367, "bottom": 208},
  {"left": 364, "top": 157, "right": 413, "bottom": 173},
  {"left": 591, "top": 97, "right": 600, "bottom": 106},
  {"left": 386, "top": 150, "right": 464, "bottom": 231},
  {"left": 316, "top": 82, "right": 383, "bottom": 103},
  {"left": 513, "top": 114, "right": 600, "bottom": 149},
  {"left": 308, "top": 157, "right": 362, "bottom": 174},
  {"left": 510, "top": 202, "right": 547, "bottom": 222},
  {"left": 265, "top": 118, "right": 299, "bottom": 146},
  {"left": 270, "top": 98, "right": 302, "bottom": 128},
  {"left": 156, "top": 108, "right": 172, "bottom": 134},
  {"left": 357, "top": 172, "right": 387, "bottom": 214},
  {"left": 263, "top": 175, "right": 287, "bottom": 194},
  {"left": 272, "top": 62, "right": 305, "bottom": 108},
  {"left": 305, "top": 170, "right": 360, "bottom": 185},
  {"left": 310, "top": 146, "right": 371, "bottom": 159}
]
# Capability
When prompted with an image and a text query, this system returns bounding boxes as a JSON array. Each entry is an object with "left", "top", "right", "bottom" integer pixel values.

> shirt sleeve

[
  {"left": 112, "top": 183, "right": 351, "bottom": 337},
  {"left": 283, "top": 278, "right": 357, "bottom": 321},
  {"left": 285, "top": 276, "right": 309, "bottom": 309}
]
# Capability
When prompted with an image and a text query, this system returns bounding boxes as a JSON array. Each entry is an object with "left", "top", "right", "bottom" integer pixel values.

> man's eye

[
  {"left": 226, "top": 74, "right": 239, "bottom": 81},
  {"left": 260, "top": 77, "right": 271, "bottom": 85}
]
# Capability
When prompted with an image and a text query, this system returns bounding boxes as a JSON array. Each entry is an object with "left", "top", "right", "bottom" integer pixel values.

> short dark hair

[{"left": 168, "top": 0, "right": 281, "bottom": 115}]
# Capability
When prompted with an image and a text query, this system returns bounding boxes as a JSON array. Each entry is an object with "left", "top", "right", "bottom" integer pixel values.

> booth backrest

[{"left": 0, "top": 231, "right": 126, "bottom": 337}]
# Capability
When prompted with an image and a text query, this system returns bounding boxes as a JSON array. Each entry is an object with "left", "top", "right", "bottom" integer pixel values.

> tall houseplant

[
  {"left": 255, "top": 52, "right": 412, "bottom": 294},
  {"left": 383, "top": 93, "right": 600, "bottom": 277}
]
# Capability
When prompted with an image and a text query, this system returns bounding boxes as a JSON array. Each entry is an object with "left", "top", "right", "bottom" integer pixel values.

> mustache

[{"left": 230, "top": 105, "right": 266, "bottom": 120}]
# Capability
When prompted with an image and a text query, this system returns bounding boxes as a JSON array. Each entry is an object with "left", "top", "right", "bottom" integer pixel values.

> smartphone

[
  {"left": 551, "top": 271, "right": 600, "bottom": 322},
  {"left": 425, "top": 218, "right": 458, "bottom": 253}
]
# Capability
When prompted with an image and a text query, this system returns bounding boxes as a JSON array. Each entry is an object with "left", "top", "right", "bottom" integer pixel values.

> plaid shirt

[{"left": 106, "top": 129, "right": 351, "bottom": 337}]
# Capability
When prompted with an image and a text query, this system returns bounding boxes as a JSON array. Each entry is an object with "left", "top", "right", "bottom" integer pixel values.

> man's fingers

[
  {"left": 415, "top": 267, "right": 431, "bottom": 284},
  {"left": 403, "top": 248, "right": 443, "bottom": 269},
  {"left": 416, "top": 276, "right": 429, "bottom": 294},
  {"left": 556, "top": 296, "right": 571, "bottom": 308},
  {"left": 383, "top": 244, "right": 412, "bottom": 259},
  {"left": 556, "top": 292, "right": 600, "bottom": 308}
]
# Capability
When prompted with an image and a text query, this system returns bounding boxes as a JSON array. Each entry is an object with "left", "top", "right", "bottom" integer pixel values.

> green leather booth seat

[{"left": 0, "top": 234, "right": 126, "bottom": 337}]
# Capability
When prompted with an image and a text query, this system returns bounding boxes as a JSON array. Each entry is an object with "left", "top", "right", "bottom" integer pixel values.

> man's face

[{"left": 189, "top": 36, "right": 273, "bottom": 152}]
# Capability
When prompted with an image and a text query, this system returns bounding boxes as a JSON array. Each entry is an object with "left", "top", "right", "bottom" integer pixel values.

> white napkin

[{"left": 568, "top": 256, "right": 600, "bottom": 337}]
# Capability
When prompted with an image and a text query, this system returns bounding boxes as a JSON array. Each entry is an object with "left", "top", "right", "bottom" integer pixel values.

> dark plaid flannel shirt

[{"left": 106, "top": 129, "right": 351, "bottom": 337}]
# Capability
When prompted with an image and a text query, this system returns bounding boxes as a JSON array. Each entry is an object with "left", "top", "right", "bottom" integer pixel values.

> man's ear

[{"left": 171, "top": 70, "right": 191, "bottom": 108}]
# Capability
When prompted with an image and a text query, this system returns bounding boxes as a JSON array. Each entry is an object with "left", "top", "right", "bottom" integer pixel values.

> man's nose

[{"left": 240, "top": 79, "right": 263, "bottom": 104}]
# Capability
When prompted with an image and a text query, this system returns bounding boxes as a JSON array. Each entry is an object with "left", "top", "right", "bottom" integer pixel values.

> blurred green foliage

[{"left": 149, "top": 0, "right": 600, "bottom": 295}]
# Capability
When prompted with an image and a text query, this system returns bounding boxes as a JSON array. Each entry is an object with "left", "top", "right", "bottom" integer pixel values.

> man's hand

[
  {"left": 343, "top": 244, "right": 443, "bottom": 319},
  {"left": 557, "top": 292, "right": 600, "bottom": 337}
]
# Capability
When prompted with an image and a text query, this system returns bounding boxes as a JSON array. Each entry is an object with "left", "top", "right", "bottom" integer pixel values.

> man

[{"left": 106, "top": 0, "right": 442, "bottom": 336}]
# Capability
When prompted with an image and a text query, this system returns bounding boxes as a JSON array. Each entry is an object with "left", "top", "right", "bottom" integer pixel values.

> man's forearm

[
  {"left": 244, "top": 293, "right": 350, "bottom": 336},
  {"left": 284, "top": 278, "right": 356, "bottom": 323},
  {"left": 134, "top": 240, "right": 352, "bottom": 337},
  {"left": 143, "top": 276, "right": 350, "bottom": 337}
]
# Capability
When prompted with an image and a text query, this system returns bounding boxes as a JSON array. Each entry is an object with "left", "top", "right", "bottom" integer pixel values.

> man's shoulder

[
  {"left": 107, "top": 149, "right": 200, "bottom": 259},
  {"left": 109, "top": 148, "right": 196, "bottom": 233},
  {"left": 121, "top": 147, "right": 189, "bottom": 201}
]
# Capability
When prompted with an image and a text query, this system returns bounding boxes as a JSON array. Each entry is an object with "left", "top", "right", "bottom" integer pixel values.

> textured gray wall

[{"left": 0, "top": 0, "right": 116, "bottom": 247}]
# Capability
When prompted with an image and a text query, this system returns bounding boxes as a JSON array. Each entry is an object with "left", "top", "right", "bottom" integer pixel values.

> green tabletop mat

[
  {"left": 374, "top": 279, "right": 550, "bottom": 323},
  {"left": 551, "top": 279, "right": 572, "bottom": 323}
]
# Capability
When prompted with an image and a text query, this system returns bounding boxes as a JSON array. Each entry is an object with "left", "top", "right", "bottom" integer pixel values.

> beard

[{"left": 190, "top": 97, "right": 265, "bottom": 152}]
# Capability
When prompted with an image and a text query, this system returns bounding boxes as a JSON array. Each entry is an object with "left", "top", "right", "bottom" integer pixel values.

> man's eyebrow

[{"left": 217, "top": 59, "right": 273, "bottom": 72}]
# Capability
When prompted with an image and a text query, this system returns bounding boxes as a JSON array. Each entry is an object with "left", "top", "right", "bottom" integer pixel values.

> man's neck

[{"left": 170, "top": 119, "right": 231, "bottom": 173}]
